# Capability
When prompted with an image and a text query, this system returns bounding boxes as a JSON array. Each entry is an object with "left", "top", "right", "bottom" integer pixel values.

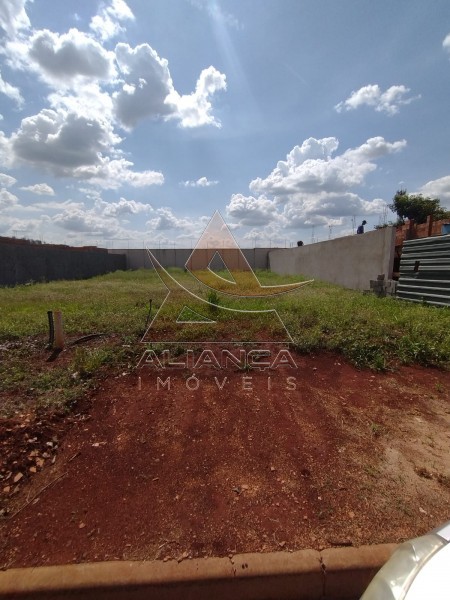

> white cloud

[
  {"left": 24, "top": 199, "right": 84, "bottom": 212},
  {"left": 96, "top": 197, "right": 154, "bottom": 217},
  {"left": 0, "top": 69, "right": 23, "bottom": 106},
  {"left": 20, "top": 183, "right": 55, "bottom": 196},
  {"left": 0, "top": 188, "right": 19, "bottom": 210},
  {"left": 0, "top": 173, "right": 17, "bottom": 187},
  {"left": 181, "top": 176, "right": 218, "bottom": 187},
  {"left": 90, "top": 0, "right": 135, "bottom": 41},
  {"left": 0, "top": 0, "right": 30, "bottom": 38},
  {"left": 113, "top": 42, "right": 175, "bottom": 128},
  {"left": 281, "top": 193, "right": 387, "bottom": 227},
  {"left": 146, "top": 207, "right": 194, "bottom": 231},
  {"left": 443, "top": 33, "right": 450, "bottom": 54},
  {"left": 0, "top": 131, "right": 11, "bottom": 167},
  {"left": 74, "top": 158, "right": 164, "bottom": 189},
  {"left": 419, "top": 175, "right": 450, "bottom": 206},
  {"left": 169, "top": 66, "right": 227, "bottom": 128},
  {"left": 4, "top": 107, "right": 164, "bottom": 188},
  {"left": 227, "top": 194, "right": 278, "bottom": 226},
  {"left": 335, "top": 84, "right": 420, "bottom": 116},
  {"left": 227, "top": 136, "right": 406, "bottom": 231},
  {"left": 48, "top": 83, "right": 115, "bottom": 125},
  {"left": 113, "top": 43, "right": 226, "bottom": 129},
  {"left": 52, "top": 206, "right": 121, "bottom": 236},
  {"left": 28, "top": 28, "right": 117, "bottom": 86},
  {"left": 10, "top": 108, "right": 119, "bottom": 174},
  {"left": 249, "top": 136, "right": 406, "bottom": 197}
]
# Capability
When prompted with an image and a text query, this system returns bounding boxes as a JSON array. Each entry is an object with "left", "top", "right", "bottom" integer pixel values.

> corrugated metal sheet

[{"left": 397, "top": 234, "right": 450, "bottom": 307}]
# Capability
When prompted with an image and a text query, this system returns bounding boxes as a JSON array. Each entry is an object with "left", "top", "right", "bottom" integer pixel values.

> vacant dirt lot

[{"left": 1, "top": 348, "right": 450, "bottom": 568}]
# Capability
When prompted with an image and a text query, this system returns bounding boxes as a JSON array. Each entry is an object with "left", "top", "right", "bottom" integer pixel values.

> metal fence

[{"left": 396, "top": 234, "right": 450, "bottom": 307}]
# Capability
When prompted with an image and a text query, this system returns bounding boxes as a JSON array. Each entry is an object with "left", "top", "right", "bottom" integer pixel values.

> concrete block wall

[
  {"left": 0, "top": 242, "right": 126, "bottom": 286},
  {"left": 269, "top": 227, "right": 396, "bottom": 291},
  {"left": 108, "top": 248, "right": 272, "bottom": 271}
]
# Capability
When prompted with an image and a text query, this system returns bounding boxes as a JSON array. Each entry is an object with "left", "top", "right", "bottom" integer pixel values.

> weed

[
  {"left": 73, "top": 347, "right": 116, "bottom": 378},
  {"left": 206, "top": 289, "right": 220, "bottom": 313},
  {"left": 369, "top": 422, "right": 384, "bottom": 437}
]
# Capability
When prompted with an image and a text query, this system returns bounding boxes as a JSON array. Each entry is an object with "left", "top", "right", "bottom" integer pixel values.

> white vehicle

[{"left": 361, "top": 520, "right": 450, "bottom": 599}]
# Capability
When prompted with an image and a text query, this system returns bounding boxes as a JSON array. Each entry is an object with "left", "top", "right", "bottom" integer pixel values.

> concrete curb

[{"left": 0, "top": 544, "right": 397, "bottom": 600}]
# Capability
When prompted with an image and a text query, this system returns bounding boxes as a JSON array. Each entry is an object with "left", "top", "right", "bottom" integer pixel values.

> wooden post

[{"left": 53, "top": 310, "right": 64, "bottom": 351}]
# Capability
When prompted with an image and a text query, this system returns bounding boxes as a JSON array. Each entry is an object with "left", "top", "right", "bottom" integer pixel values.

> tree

[{"left": 388, "top": 189, "right": 450, "bottom": 225}]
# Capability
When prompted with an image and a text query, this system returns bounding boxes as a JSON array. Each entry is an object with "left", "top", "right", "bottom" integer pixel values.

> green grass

[
  {"left": 0, "top": 269, "right": 158, "bottom": 339},
  {"left": 0, "top": 268, "right": 449, "bottom": 416}
]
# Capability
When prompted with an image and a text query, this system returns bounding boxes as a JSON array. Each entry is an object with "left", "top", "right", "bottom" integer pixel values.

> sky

[{"left": 1, "top": 0, "right": 450, "bottom": 249}]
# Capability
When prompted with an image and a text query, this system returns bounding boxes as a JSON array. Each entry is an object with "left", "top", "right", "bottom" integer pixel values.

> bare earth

[{"left": 1, "top": 348, "right": 450, "bottom": 568}]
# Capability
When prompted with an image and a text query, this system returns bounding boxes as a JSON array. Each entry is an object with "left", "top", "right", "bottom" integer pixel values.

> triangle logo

[{"left": 207, "top": 251, "right": 236, "bottom": 284}]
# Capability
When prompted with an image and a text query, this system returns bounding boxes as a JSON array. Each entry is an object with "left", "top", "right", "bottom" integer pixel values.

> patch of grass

[
  {"left": 206, "top": 289, "right": 220, "bottom": 314},
  {"left": 73, "top": 346, "right": 118, "bottom": 378},
  {"left": 0, "top": 269, "right": 449, "bottom": 372}
]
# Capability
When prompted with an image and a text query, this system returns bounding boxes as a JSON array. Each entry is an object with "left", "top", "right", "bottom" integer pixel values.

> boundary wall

[
  {"left": 269, "top": 228, "right": 396, "bottom": 291},
  {"left": 0, "top": 240, "right": 125, "bottom": 286},
  {"left": 108, "top": 248, "right": 272, "bottom": 271}
]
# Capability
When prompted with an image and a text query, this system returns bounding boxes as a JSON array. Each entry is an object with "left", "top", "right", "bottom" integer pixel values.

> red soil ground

[{"left": 1, "top": 348, "right": 449, "bottom": 568}]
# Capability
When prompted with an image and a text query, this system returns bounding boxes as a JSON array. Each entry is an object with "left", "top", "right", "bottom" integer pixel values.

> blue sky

[{"left": 1, "top": 0, "right": 450, "bottom": 248}]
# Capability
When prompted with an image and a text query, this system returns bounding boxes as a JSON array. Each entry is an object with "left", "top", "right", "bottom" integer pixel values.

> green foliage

[
  {"left": 73, "top": 346, "right": 116, "bottom": 378},
  {"left": 388, "top": 189, "right": 450, "bottom": 225},
  {"left": 206, "top": 289, "right": 220, "bottom": 313}
]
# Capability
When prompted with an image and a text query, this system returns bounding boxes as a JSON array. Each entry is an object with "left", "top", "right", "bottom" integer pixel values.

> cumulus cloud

[
  {"left": 181, "top": 176, "right": 218, "bottom": 187},
  {"left": 20, "top": 183, "right": 55, "bottom": 196},
  {"left": 28, "top": 28, "right": 117, "bottom": 85},
  {"left": 0, "top": 69, "right": 23, "bottom": 106},
  {"left": 0, "top": 173, "right": 17, "bottom": 187},
  {"left": 146, "top": 207, "right": 194, "bottom": 231},
  {"left": 113, "top": 43, "right": 226, "bottom": 128},
  {"left": 0, "top": 0, "right": 30, "bottom": 38},
  {"left": 227, "top": 194, "right": 278, "bottom": 226},
  {"left": 4, "top": 107, "right": 164, "bottom": 188},
  {"left": 11, "top": 108, "right": 119, "bottom": 173},
  {"left": 52, "top": 207, "right": 120, "bottom": 236},
  {"left": 96, "top": 197, "right": 154, "bottom": 217},
  {"left": 90, "top": 0, "right": 135, "bottom": 41},
  {"left": 170, "top": 66, "right": 227, "bottom": 128},
  {"left": 74, "top": 158, "right": 164, "bottom": 189},
  {"left": 335, "top": 84, "right": 420, "bottom": 116},
  {"left": 0, "top": 188, "right": 19, "bottom": 210},
  {"left": 250, "top": 136, "right": 406, "bottom": 197},
  {"left": 420, "top": 175, "right": 450, "bottom": 206},
  {"left": 47, "top": 84, "right": 114, "bottom": 128},
  {"left": 113, "top": 42, "right": 175, "bottom": 127},
  {"left": 227, "top": 136, "right": 406, "bottom": 231}
]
